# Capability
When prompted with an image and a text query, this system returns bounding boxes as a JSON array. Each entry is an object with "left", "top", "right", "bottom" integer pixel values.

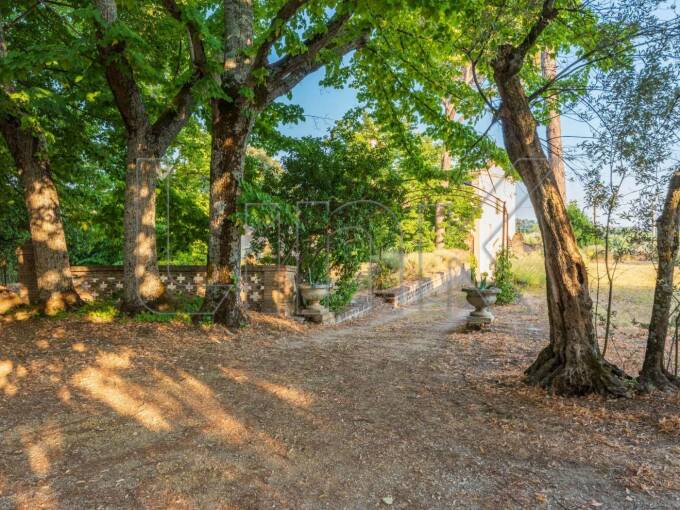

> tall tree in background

[
  {"left": 202, "top": 0, "right": 370, "bottom": 326},
  {"left": 0, "top": 18, "right": 81, "bottom": 313},
  {"left": 92, "top": 0, "right": 208, "bottom": 313},
  {"left": 578, "top": 46, "right": 680, "bottom": 391},
  {"left": 354, "top": 0, "right": 639, "bottom": 394},
  {"left": 541, "top": 49, "right": 566, "bottom": 201},
  {"left": 435, "top": 99, "right": 455, "bottom": 249},
  {"left": 436, "top": 66, "right": 473, "bottom": 249}
]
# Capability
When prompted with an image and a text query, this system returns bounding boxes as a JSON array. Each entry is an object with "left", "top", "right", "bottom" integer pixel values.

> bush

[
  {"left": 371, "top": 258, "right": 398, "bottom": 290},
  {"left": 493, "top": 249, "right": 518, "bottom": 304},
  {"left": 76, "top": 299, "right": 119, "bottom": 323},
  {"left": 324, "top": 278, "right": 359, "bottom": 312},
  {"left": 567, "top": 201, "right": 601, "bottom": 247}
]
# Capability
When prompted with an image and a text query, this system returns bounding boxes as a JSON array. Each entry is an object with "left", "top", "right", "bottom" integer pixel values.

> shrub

[
  {"left": 371, "top": 258, "right": 398, "bottom": 290},
  {"left": 493, "top": 249, "right": 518, "bottom": 304},
  {"left": 324, "top": 278, "right": 359, "bottom": 312},
  {"left": 567, "top": 201, "right": 601, "bottom": 247},
  {"left": 76, "top": 299, "right": 119, "bottom": 323}
]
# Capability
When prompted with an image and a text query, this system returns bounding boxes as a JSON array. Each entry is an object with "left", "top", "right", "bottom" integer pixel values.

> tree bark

[
  {"left": 492, "top": 45, "right": 629, "bottom": 396},
  {"left": 0, "top": 116, "right": 82, "bottom": 313},
  {"left": 94, "top": 0, "right": 207, "bottom": 313},
  {"left": 639, "top": 168, "right": 680, "bottom": 391},
  {"left": 202, "top": 99, "right": 255, "bottom": 327},
  {"left": 120, "top": 132, "right": 164, "bottom": 312},
  {"left": 541, "top": 50, "right": 566, "bottom": 202}
]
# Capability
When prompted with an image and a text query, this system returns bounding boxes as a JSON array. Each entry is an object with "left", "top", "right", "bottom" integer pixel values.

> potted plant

[
  {"left": 299, "top": 254, "right": 331, "bottom": 312},
  {"left": 462, "top": 269, "right": 500, "bottom": 323}
]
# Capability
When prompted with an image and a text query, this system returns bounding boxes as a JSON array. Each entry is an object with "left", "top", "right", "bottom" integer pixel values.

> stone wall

[{"left": 16, "top": 242, "right": 297, "bottom": 316}]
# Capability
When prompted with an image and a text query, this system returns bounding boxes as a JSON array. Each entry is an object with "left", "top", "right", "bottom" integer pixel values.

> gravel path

[{"left": 1, "top": 290, "right": 679, "bottom": 509}]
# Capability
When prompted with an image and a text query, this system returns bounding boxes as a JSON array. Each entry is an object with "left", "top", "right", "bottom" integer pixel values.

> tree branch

[
  {"left": 264, "top": 29, "right": 369, "bottom": 104},
  {"left": 94, "top": 0, "right": 208, "bottom": 151},
  {"left": 161, "top": 0, "right": 208, "bottom": 74},
  {"left": 93, "top": 0, "right": 149, "bottom": 134},
  {"left": 252, "top": 0, "right": 309, "bottom": 70},
  {"left": 493, "top": 0, "right": 558, "bottom": 79},
  {"left": 263, "top": 8, "right": 355, "bottom": 102},
  {"left": 152, "top": 0, "right": 211, "bottom": 150}
]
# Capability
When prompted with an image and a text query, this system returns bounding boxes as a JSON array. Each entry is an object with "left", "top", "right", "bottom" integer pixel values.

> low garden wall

[
  {"left": 15, "top": 242, "right": 297, "bottom": 317},
  {"left": 14, "top": 242, "right": 469, "bottom": 321},
  {"left": 374, "top": 265, "right": 470, "bottom": 307}
]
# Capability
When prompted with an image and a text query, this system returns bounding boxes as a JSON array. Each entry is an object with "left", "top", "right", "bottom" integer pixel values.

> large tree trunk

[
  {"left": 120, "top": 132, "right": 165, "bottom": 313},
  {"left": 94, "top": 0, "right": 208, "bottom": 314},
  {"left": 202, "top": 99, "right": 255, "bottom": 327},
  {"left": 541, "top": 50, "right": 566, "bottom": 202},
  {"left": 0, "top": 117, "right": 81, "bottom": 313},
  {"left": 493, "top": 54, "right": 629, "bottom": 396},
  {"left": 639, "top": 168, "right": 680, "bottom": 391}
]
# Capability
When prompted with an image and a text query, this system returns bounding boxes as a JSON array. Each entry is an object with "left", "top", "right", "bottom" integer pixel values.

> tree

[
  {"left": 91, "top": 0, "right": 208, "bottom": 313},
  {"left": 577, "top": 39, "right": 680, "bottom": 391},
  {"left": 489, "top": 0, "right": 632, "bottom": 395},
  {"left": 566, "top": 202, "right": 599, "bottom": 247},
  {"left": 541, "top": 50, "right": 566, "bottom": 201},
  {"left": 0, "top": 13, "right": 81, "bottom": 313},
  {"left": 198, "top": 0, "right": 371, "bottom": 326},
  {"left": 642, "top": 169, "right": 680, "bottom": 391},
  {"left": 358, "top": 0, "right": 640, "bottom": 394}
]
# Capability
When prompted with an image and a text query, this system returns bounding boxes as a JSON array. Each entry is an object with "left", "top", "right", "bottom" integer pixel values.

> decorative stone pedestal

[
  {"left": 465, "top": 314, "right": 492, "bottom": 330},
  {"left": 462, "top": 286, "right": 500, "bottom": 330},
  {"left": 298, "top": 283, "right": 334, "bottom": 324},
  {"left": 298, "top": 308, "right": 335, "bottom": 324}
]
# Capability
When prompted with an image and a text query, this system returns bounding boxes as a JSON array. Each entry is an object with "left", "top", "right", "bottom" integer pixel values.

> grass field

[{"left": 512, "top": 251, "right": 662, "bottom": 329}]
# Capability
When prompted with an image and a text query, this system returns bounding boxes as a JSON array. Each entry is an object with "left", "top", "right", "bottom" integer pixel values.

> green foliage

[
  {"left": 323, "top": 278, "right": 359, "bottom": 312},
  {"left": 241, "top": 112, "right": 481, "bottom": 310},
  {"left": 371, "top": 257, "right": 398, "bottom": 290},
  {"left": 76, "top": 299, "right": 120, "bottom": 322},
  {"left": 493, "top": 249, "right": 518, "bottom": 305},
  {"left": 566, "top": 201, "right": 601, "bottom": 247}
]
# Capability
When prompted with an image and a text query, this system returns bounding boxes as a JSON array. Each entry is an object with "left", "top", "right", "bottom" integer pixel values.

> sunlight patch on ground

[
  {"left": 221, "top": 367, "right": 313, "bottom": 408},
  {"left": 35, "top": 339, "right": 50, "bottom": 349},
  {"left": 71, "top": 342, "right": 87, "bottom": 353},
  {"left": 248, "top": 312, "right": 308, "bottom": 333},
  {"left": 95, "top": 348, "right": 133, "bottom": 369},
  {"left": 13, "top": 483, "right": 59, "bottom": 510},
  {"left": 172, "top": 370, "right": 249, "bottom": 443},
  {"left": 18, "top": 420, "right": 63, "bottom": 478},
  {"left": 71, "top": 367, "right": 171, "bottom": 432},
  {"left": 0, "top": 360, "right": 28, "bottom": 397}
]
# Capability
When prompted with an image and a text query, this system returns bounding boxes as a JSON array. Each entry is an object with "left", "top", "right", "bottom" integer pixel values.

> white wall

[{"left": 473, "top": 166, "right": 516, "bottom": 275}]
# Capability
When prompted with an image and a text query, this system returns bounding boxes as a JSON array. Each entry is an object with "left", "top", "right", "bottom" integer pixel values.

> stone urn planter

[
  {"left": 298, "top": 283, "right": 333, "bottom": 323},
  {"left": 299, "top": 283, "right": 330, "bottom": 311},
  {"left": 462, "top": 286, "right": 500, "bottom": 326}
]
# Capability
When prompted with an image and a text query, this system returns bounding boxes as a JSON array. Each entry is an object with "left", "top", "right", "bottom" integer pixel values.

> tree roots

[
  {"left": 525, "top": 345, "right": 632, "bottom": 397},
  {"left": 637, "top": 368, "right": 680, "bottom": 393}
]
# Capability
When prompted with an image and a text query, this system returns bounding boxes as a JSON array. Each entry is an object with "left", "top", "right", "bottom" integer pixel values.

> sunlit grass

[
  {"left": 512, "top": 250, "right": 671, "bottom": 329},
  {"left": 512, "top": 251, "right": 546, "bottom": 289},
  {"left": 76, "top": 299, "right": 119, "bottom": 323}
]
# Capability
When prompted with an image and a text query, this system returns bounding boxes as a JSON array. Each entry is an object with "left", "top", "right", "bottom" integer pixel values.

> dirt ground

[{"left": 2, "top": 289, "right": 680, "bottom": 509}]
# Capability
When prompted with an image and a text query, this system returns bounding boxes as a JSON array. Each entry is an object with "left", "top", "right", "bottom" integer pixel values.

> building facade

[{"left": 471, "top": 166, "right": 517, "bottom": 275}]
